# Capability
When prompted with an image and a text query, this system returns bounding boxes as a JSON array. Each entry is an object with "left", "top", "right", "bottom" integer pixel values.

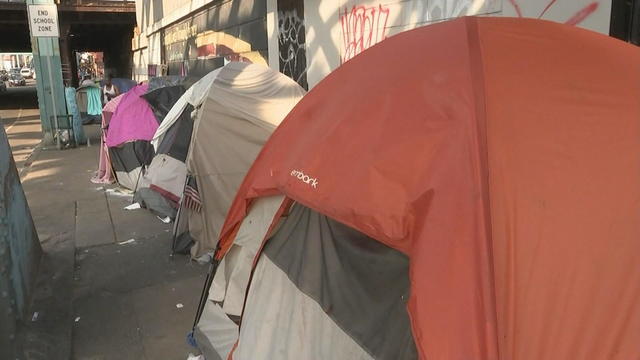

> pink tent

[
  {"left": 105, "top": 84, "right": 158, "bottom": 147},
  {"left": 103, "top": 84, "right": 159, "bottom": 190}
]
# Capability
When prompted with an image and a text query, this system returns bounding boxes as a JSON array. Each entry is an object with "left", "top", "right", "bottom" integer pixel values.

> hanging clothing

[
  {"left": 91, "top": 94, "right": 123, "bottom": 184},
  {"left": 64, "top": 86, "right": 86, "bottom": 145},
  {"left": 86, "top": 86, "right": 102, "bottom": 116}
]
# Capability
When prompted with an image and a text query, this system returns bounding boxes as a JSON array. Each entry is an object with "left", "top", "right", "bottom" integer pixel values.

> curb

[{"left": 18, "top": 141, "right": 43, "bottom": 180}]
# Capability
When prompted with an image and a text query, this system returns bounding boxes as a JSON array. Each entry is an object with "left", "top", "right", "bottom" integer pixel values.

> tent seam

[{"left": 465, "top": 16, "right": 501, "bottom": 360}]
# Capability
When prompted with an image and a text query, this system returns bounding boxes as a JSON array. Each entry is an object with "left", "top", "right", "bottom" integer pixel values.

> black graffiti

[{"left": 278, "top": 9, "right": 308, "bottom": 90}]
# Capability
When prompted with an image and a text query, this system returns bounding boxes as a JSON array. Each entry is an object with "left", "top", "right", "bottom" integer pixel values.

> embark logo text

[{"left": 290, "top": 170, "right": 319, "bottom": 189}]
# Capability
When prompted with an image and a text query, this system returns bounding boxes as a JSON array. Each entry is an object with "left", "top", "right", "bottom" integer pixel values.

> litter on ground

[
  {"left": 105, "top": 188, "right": 133, "bottom": 197},
  {"left": 124, "top": 202, "right": 142, "bottom": 210},
  {"left": 157, "top": 215, "right": 171, "bottom": 223}
]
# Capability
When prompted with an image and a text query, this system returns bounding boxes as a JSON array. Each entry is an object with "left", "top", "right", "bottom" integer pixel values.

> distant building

[{"left": 1, "top": 52, "right": 32, "bottom": 71}]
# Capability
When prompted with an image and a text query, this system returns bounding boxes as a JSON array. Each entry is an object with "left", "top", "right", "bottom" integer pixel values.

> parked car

[
  {"left": 0, "top": 81, "right": 6, "bottom": 93},
  {"left": 0, "top": 70, "right": 8, "bottom": 82},
  {"left": 8, "top": 73, "right": 26, "bottom": 87},
  {"left": 20, "top": 67, "right": 32, "bottom": 79}
]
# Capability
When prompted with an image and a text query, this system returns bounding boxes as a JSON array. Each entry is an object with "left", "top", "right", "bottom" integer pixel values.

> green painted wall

[{"left": 0, "top": 125, "right": 42, "bottom": 359}]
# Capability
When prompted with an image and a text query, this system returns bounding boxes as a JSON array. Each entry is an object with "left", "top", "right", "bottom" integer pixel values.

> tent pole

[
  {"left": 131, "top": 165, "right": 144, "bottom": 204},
  {"left": 170, "top": 206, "right": 181, "bottom": 254},
  {"left": 171, "top": 175, "right": 189, "bottom": 254},
  {"left": 192, "top": 258, "right": 219, "bottom": 329},
  {"left": 131, "top": 141, "right": 149, "bottom": 203}
]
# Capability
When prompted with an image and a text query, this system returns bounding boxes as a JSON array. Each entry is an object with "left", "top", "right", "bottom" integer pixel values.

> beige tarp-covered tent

[{"left": 176, "top": 62, "right": 306, "bottom": 258}]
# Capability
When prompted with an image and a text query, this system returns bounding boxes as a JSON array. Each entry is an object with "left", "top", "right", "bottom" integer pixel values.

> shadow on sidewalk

[{"left": 16, "top": 127, "right": 207, "bottom": 359}]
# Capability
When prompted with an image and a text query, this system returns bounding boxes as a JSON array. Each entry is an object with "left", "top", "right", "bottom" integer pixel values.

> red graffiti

[
  {"left": 340, "top": 4, "right": 390, "bottom": 63},
  {"left": 507, "top": 0, "right": 523, "bottom": 17},
  {"left": 197, "top": 44, "right": 215, "bottom": 58},
  {"left": 538, "top": 0, "right": 557, "bottom": 18},
  {"left": 196, "top": 44, "right": 253, "bottom": 63},
  {"left": 508, "top": 0, "right": 599, "bottom": 26},
  {"left": 564, "top": 2, "right": 599, "bottom": 25}
]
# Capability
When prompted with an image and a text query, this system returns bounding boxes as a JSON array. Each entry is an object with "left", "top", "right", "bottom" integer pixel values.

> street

[
  {"left": 0, "top": 82, "right": 41, "bottom": 171},
  {"left": 0, "top": 79, "right": 38, "bottom": 109}
]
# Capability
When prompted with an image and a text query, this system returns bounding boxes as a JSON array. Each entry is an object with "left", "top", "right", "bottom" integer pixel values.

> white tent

[
  {"left": 151, "top": 69, "right": 222, "bottom": 151},
  {"left": 173, "top": 62, "right": 306, "bottom": 258}
]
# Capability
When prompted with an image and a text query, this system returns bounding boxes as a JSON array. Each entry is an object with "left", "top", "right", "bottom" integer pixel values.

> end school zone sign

[{"left": 28, "top": 4, "right": 60, "bottom": 37}]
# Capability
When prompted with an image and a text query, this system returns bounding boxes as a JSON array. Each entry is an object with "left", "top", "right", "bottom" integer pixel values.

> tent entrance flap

[
  {"left": 234, "top": 204, "right": 417, "bottom": 359},
  {"left": 109, "top": 141, "right": 155, "bottom": 190}
]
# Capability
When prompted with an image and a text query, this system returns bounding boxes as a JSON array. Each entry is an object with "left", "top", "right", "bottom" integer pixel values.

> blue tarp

[{"left": 65, "top": 87, "right": 87, "bottom": 145}]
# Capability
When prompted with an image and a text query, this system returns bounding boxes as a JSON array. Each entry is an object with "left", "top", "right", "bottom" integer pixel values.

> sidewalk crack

[{"left": 104, "top": 192, "right": 118, "bottom": 244}]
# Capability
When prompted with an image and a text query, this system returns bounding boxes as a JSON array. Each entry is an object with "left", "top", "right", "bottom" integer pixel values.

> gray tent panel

[
  {"left": 134, "top": 187, "right": 177, "bottom": 219},
  {"left": 263, "top": 204, "right": 418, "bottom": 360},
  {"left": 109, "top": 141, "right": 155, "bottom": 190},
  {"left": 156, "top": 104, "right": 194, "bottom": 162},
  {"left": 142, "top": 85, "right": 187, "bottom": 124}
]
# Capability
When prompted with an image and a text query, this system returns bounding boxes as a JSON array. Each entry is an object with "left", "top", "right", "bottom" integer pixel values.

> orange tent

[{"left": 200, "top": 17, "right": 640, "bottom": 360}]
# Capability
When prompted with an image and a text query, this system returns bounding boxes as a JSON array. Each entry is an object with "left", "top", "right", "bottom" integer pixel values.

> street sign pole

[
  {"left": 27, "top": 3, "right": 62, "bottom": 148},
  {"left": 45, "top": 55, "right": 60, "bottom": 149}
]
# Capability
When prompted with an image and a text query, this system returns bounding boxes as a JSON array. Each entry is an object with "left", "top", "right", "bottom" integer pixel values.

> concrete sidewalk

[
  {"left": 1, "top": 108, "right": 42, "bottom": 174},
  {"left": 16, "top": 126, "right": 207, "bottom": 360}
]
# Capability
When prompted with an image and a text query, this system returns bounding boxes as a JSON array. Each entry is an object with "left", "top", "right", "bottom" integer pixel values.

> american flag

[{"left": 182, "top": 176, "right": 202, "bottom": 213}]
